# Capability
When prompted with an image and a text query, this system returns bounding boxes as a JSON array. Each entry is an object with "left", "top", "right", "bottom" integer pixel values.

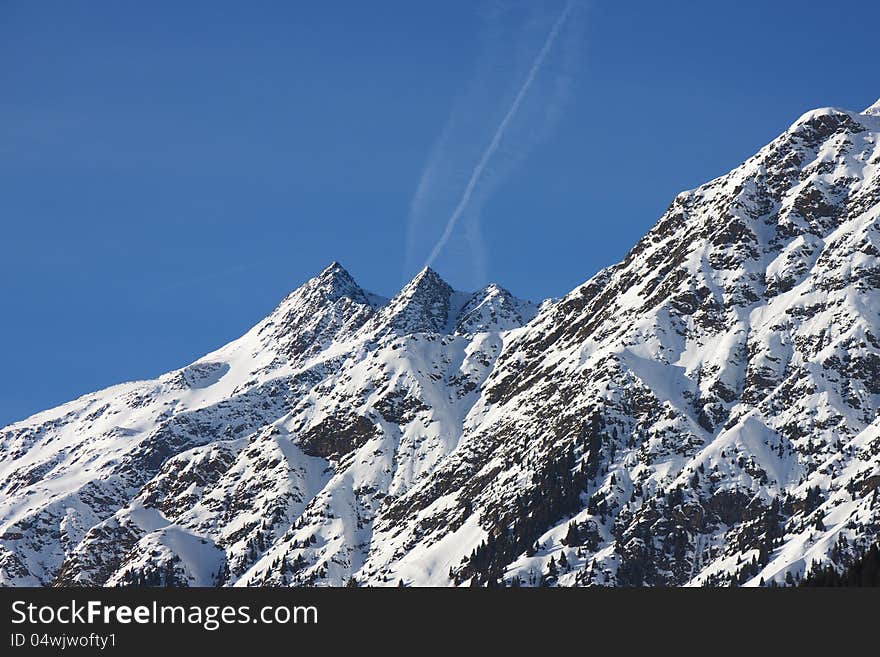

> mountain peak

[
  {"left": 410, "top": 266, "right": 448, "bottom": 287},
  {"left": 246, "top": 262, "right": 377, "bottom": 363},
  {"left": 787, "top": 106, "right": 860, "bottom": 137},
  {"left": 455, "top": 283, "right": 538, "bottom": 334},
  {"left": 317, "top": 260, "right": 353, "bottom": 283},
  {"left": 367, "top": 266, "right": 455, "bottom": 336},
  {"left": 321, "top": 260, "right": 347, "bottom": 275},
  {"left": 307, "top": 261, "right": 365, "bottom": 303},
  {"left": 396, "top": 266, "right": 454, "bottom": 307}
]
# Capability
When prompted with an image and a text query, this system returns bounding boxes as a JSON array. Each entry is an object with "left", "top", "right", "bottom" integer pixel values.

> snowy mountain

[{"left": 2, "top": 97, "right": 880, "bottom": 587}]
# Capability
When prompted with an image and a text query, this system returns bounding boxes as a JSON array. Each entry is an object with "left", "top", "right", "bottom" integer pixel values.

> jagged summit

[
  {"left": 455, "top": 283, "right": 538, "bottom": 334},
  {"left": 399, "top": 266, "right": 453, "bottom": 302},
  {"left": 367, "top": 266, "right": 458, "bottom": 336},
  {"left": 307, "top": 260, "right": 367, "bottom": 302},
  {"left": 412, "top": 265, "right": 445, "bottom": 282},
  {"left": 350, "top": 266, "right": 539, "bottom": 337},
  {"left": 317, "top": 260, "right": 350, "bottom": 280},
  {"left": 322, "top": 259, "right": 345, "bottom": 273}
]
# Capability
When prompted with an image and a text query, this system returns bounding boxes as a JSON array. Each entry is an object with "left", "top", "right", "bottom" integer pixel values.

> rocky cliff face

[{"left": 2, "top": 98, "right": 880, "bottom": 587}]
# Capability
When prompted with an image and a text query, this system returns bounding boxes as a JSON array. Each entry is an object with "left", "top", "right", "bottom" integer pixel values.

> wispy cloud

[{"left": 404, "top": 1, "right": 583, "bottom": 287}]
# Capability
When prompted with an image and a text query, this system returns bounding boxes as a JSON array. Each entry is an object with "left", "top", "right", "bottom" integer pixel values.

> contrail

[{"left": 423, "top": 0, "right": 576, "bottom": 268}]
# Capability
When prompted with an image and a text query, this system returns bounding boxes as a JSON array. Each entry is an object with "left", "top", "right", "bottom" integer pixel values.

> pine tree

[{"left": 559, "top": 551, "right": 569, "bottom": 571}]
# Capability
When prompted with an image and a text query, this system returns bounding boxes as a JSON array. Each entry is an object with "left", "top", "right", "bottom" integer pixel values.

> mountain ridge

[{"left": 2, "top": 97, "right": 880, "bottom": 587}]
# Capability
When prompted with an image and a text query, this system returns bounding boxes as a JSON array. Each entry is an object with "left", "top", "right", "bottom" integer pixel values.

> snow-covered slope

[{"left": 2, "top": 98, "right": 880, "bottom": 587}]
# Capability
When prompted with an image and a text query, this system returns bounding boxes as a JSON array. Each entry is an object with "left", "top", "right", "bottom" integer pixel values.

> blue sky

[{"left": 2, "top": 0, "right": 878, "bottom": 425}]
